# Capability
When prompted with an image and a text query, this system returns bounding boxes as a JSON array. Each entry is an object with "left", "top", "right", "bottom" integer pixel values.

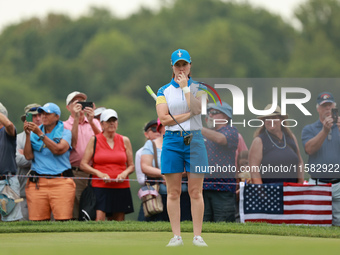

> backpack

[
  {"left": 78, "top": 183, "right": 96, "bottom": 221},
  {"left": 78, "top": 136, "right": 97, "bottom": 221}
]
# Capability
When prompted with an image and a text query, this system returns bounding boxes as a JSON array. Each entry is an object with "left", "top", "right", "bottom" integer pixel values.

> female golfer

[{"left": 156, "top": 49, "right": 208, "bottom": 247}]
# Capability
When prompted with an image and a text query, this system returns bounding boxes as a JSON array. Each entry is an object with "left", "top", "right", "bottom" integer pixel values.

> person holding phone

[
  {"left": 64, "top": 91, "right": 102, "bottom": 219},
  {"left": 156, "top": 49, "right": 208, "bottom": 247},
  {"left": 23, "top": 103, "right": 75, "bottom": 221},
  {"left": 16, "top": 103, "right": 42, "bottom": 220},
  {"left": 302, "top": 92, "right": 340, "bottom": 226}
]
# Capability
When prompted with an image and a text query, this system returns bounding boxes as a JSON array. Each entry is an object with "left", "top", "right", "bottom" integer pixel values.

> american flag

[{"left": 239, "top": 182, "right": 332, "bottom": 226}]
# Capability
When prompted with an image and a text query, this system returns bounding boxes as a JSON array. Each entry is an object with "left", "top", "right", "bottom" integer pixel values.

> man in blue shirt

[
  {"left": 201, "top": 102, "right": 238, "bottom": 222},
  {"left": 302, "top": 92, "right": 340, "bottom": 226}
]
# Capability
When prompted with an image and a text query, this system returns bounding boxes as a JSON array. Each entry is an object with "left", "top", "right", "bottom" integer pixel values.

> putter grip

[{"left": 146, "top": 85, "right": 157, "bottom": 101}]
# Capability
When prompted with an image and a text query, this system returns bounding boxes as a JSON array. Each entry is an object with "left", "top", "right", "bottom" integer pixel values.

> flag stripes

[{"left": 239, "top": 182, "right": 332, "bottom": 226}]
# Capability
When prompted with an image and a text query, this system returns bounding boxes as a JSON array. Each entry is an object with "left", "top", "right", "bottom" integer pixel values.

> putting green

[{"left": 1, "top": 232, "right": 338, "bottom": 255}]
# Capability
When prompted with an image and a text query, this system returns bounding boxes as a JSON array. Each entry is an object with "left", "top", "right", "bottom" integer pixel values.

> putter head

[{"left": 183, "top": 133, "right": 193, "bottom": 145}]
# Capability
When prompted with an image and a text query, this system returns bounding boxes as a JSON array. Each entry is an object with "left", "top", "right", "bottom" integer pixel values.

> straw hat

[{"left": 257, "top": 104, "right": 288, "bottom": 119}]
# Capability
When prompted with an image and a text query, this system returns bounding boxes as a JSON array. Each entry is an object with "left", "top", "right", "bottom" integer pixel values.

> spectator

[
  {"left": 201, "top": 102, "right": 238, "bottom": 222},
  {"left": 24, "top": 103, "right": 75, "bottom": 221},
  {"left": 235, "top": 150, "right": 249, "bottom": 222},
  {"left": 80, "top": 109, "right": 134, "bottom": 221},
  {"left": 94, "top": 107, "right": 106, "bottom": 121},
  {"left": 236, "top": 150, "right": 250, "bottom": 184},
  {"left": 235, "top": 133, "right": 248, "bottom": 169},
  {"left": 0, "top": 102, "right": 23, "bottom": 221},
  {"left": 249, "top": 104, "right": 304, "bottom": 184},
  {"left": 64, "top": 91, "right": 101, "bottom": 219},
  {"left": 135, "top": 119, "right": 160, "bottom": 221},
  {"left": 156, "top": 49, "right": 208, "bottom": 247},
  {"left": 141, "top": 119, "right": 192, "bottom": 222},
  {"left": 16, "top": 103, "right": 42, "bottom": 220},
  {"left": 302, "top": 92, "right": 340, "bottom": 226}
]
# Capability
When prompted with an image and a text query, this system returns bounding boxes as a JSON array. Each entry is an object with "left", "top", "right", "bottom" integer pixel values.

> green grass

[
  {"left": 1, "top": 221, "right": 340, "bottom": 239},
  {"left": 1, "top": 232, "right": 339, "bottom": 255}
]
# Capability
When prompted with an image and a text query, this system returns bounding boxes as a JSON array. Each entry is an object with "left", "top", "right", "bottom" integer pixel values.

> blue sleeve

[
  {"left": 157, "top": 86, "right": 165, "bottom": 97},
  {"left": 301, "top": 124, "right": 314, "bottom": 148},
  {"left": 221, "top": 126, "right": 238, "bottom": 150},
  {"left": 63, "top": 129, "right": 72, "bottom": 149},
  {"left": 141, "top": 140, "right": 154, "bottom": 156}
]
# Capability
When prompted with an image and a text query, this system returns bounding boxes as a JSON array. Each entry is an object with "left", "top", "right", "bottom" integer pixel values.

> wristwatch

[{"left": 39, "top": 134, "right": 46, "bottom": 140}]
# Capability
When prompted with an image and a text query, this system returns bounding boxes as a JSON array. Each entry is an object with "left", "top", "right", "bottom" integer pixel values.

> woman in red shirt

[{"left": 80, "top": 109, "right": 134, "bottom": 221}]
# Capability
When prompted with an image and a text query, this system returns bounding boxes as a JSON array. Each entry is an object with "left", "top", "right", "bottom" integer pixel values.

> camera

[
  {"left": 26, "top": 112, "right": 33, "bottom": 122},
  {"left": 332, "top": 108, "right": 338, "bottom": 124},
  {"left": 78, "top": 102, "right": 94, "bottom": 110},
  {"left": 183, "top": 134, "right": 193, "bottom": 145}
]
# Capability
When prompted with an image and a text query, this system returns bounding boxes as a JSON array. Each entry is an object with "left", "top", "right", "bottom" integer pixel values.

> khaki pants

[
  {"left": 72, "top": 169, "right": 90, "bottom": 219},
  {"left": 26, "top": 177, "right": 75, "bottom": 220}
]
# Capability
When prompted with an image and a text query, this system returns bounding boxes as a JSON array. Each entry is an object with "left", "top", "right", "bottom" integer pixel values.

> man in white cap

[
  {"left": 64, "top": 91, "right": 101, "bottom": 219},
  {"left": 16, "top": 103, "right": 42, "bottom": 220},
  {"left": 94, "top": 107, "right": 106, "bottom": 121},
  {"left": 0, "top": 102, "right": 23, "bottom": 221}
]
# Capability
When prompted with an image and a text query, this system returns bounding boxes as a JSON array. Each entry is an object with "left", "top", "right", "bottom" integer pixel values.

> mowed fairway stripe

[{"left": 1, "top": 232, "right": 339, "bottom": 255}]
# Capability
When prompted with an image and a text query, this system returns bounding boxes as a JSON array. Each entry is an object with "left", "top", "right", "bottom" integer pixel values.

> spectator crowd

[{"left": 1, "top": 88, "right": 339, "bottom": 228}]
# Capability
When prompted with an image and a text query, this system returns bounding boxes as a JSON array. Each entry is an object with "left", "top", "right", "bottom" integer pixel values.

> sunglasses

[
  {"left": 148, "top": 126, "right": 158, "bottom": 132},
  {"left": 208, "top": 110, "right": 222, "bottom": 115},
  {"left": 29, "top": 107, "right": 38, "bottom": 112}
]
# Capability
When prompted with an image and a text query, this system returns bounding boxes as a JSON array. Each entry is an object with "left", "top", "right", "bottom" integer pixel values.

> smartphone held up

[
  {"left": 332, "top": 108, "right": 338, "bottom": 124},
  {"left": 26, "top": 112, "right": 33, "bottom": 122},
  {"left": 78, "top": 102, "right": 93, "bottom": 110}
]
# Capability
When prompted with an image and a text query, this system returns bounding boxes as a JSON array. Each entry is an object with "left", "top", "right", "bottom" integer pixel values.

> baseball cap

[
  {"left": 144, "top": 119, "right": 158, "bottom": 132},
  {"left": 66, "top": 91, "right": 87, "bottom": 105},
  {"left": 171, "top": 49, "right": 191, "bottom": 66},
  {"left": 21, "top": 103, "right": 42, "bottom": 122},
  {"left": 38, "top": 103, "right": 61, "bottom": 117},
  {"left": 317, "top": 92, "right": 335, "bottom": 105},
  {"left": 207, "top": 102, "right": 233, "bottom": 119},
  {"left": 0, "top": 102, "right": 8, "bottom": 117},
  {"left": 100, "top": 109, "right": 118, "bottom": 122},
  {"left": 94, "top": 107, "right": 106, "bottom": 117}
]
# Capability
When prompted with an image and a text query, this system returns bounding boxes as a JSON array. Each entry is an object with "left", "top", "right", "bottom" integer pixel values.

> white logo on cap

[{"left": 177, "top": 50, "right": 182, "bottom": 57}]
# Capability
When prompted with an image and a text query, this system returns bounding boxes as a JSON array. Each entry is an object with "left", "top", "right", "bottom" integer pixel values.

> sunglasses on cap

[
  {"left": 148, "top": 126, "right": 158, "bottom": 132},
  {"left": 208, "top": 110, "right": 223, "bottom": 115},
  {"left": 29, "top": 107, "right": 38, "bottom": 112}
]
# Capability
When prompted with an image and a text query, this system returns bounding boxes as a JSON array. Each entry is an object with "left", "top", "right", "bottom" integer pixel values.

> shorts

[
  {"left": 26, "top": 177, "right": 76, "bottom": 220},
  {"left": 0, "top": 176, "right": 23, "bottom": 221},
  {"left": 93, "top": 187, "right": 134, "bottom": 214},
  {"left": 161, "top": 130, "right": 208, "bottom": 174}
]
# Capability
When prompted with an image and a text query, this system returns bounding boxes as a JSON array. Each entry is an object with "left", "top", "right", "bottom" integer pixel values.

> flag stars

[{"left": 243, "top": 184, "right": 284, "bottom": 214}]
